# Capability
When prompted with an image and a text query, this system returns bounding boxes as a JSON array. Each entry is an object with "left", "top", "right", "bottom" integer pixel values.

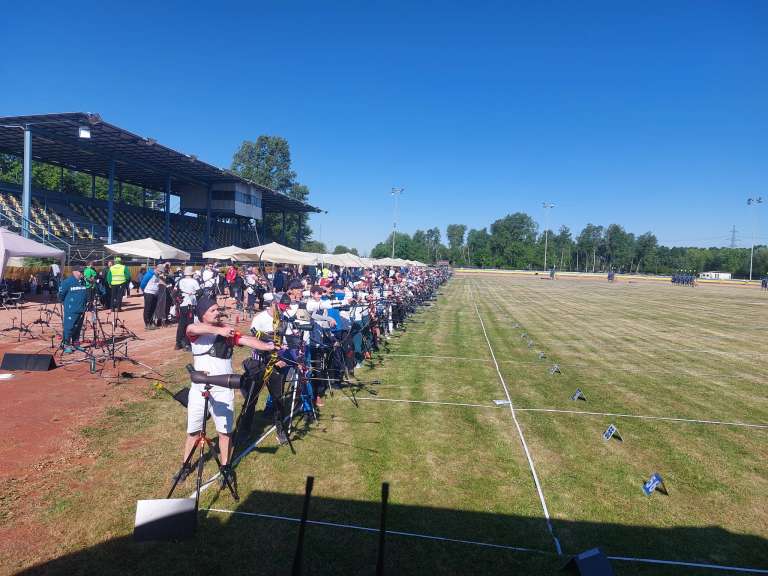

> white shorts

[{"left": 186, "top": 382, "right": 234, "bottom": 434}]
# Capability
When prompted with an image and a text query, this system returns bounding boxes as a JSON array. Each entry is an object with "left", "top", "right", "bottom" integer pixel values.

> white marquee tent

[
  {"left": 233, "top": 242, "right": 319, "bottom": 266},
  {"left": 104, "top": 238, "right": 190, "bottom": 261},
  {"left": 202, "top": 245, "right": 245, "bottom": 260},
  {"left": 0, "top": 228, "right": 66, "bottom": 279}
]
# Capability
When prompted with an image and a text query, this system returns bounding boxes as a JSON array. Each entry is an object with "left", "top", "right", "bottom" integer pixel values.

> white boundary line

[
  {"left": 203, "top": 508, "right": 549, "bottom": 555},
  {"left": 608, "top": 555, "right": 768, "bottom": 574},
  {"left": 517, "top": 408, "right": 768, "bottom": 429},
  {"left": 470, "top": 282, "right": 563, "bottom": 555},
  {"left": 203, "top": 507, "right": 768, "bottom": 574},
  {"left": 356, "top": 397, "right": 496, "bottom": 409},
  {"left": 386, "top": 353, "right": 489, "bottom": 362},
  {"left": 191, "top": 425, "right": 276, "bottom": 498},
  {"left": 353, "top": 397, "right": 768, "bottom": 429}
]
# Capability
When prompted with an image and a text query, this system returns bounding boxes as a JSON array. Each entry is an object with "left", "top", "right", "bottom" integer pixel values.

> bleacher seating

[
  {"left": 0, "top": 189, "right": 94, "bottom": 241},
  {"left": 0, "top": 186, "right": 260, "bottom": 253},
  {"left": 69, "top": 202, "right": 258, "bottom": 250}
]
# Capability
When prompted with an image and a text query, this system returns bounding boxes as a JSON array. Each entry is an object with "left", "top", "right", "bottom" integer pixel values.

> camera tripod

[
  {"left": 2, "top": 297, "right": 36, "bottom": 342},
  {"left": 168, "top": 383, "right": 239, "bottom": 507},
  {"left": 33, "top": 301, "right": 63, "bottom": 337}
]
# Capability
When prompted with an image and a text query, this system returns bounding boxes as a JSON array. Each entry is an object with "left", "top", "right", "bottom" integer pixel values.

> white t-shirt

[
  {"left": 306, "top": 299, "right": 331, "bottom": 313},
  {"left": 144, "top": 274, "right": 162, "bottom": 295},
  {"left": 189, "top": 332, "right": 233, "bottom": 376},
  {"left": 201, "top": 269, "right": 216, "bottom": 289},
  {"left": 177, "top": 277, "right": 200, "bottom": 307},
  {"left": 251, "top": 310, "right": 275, "bottom": 334}
]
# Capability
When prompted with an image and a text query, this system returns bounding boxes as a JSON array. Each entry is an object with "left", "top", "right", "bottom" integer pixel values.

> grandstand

[{"left": 0, "top": 113, "right": 320, "bottom": 261}]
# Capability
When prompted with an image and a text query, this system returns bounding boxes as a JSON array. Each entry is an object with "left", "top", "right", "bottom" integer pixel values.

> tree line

[{"left": 370, "top": 212, "right": 768, "bottom": 277}]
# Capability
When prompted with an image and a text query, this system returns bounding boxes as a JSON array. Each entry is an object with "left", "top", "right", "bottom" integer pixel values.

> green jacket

[{"left": 83, "top": 266, "right": 97, "bottom": 288}]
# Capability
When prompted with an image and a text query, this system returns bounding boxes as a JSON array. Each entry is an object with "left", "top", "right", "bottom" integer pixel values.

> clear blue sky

[{"left": 2, "top": 1, "right": 766, "bottom": 254}]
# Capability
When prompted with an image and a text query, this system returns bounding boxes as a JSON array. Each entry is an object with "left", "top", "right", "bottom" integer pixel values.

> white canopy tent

[
  {"left": 318, "top": 252, "right": 365, "bottom": 268},
  {"left": 233, "top": 242, "right": 319, "bottom": 266},
  {"left": 202, "top": 245, "right": 245, "bottom": 260},
  {"left": 0, "top": 228, "right": 66, "bottom": 279},
  {"left": 104, "top": 238, "right": 190, "bottom": 261}
]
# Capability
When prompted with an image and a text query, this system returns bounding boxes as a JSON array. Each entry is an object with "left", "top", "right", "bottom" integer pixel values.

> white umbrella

[
  {"left": 104, "top": 238, "right": 190, "bottom": 261},
  {"left": 233, "top": 242, "right": 319, "bottom": 266},
  {"left": 202, "top": 245, "right": 245, "bottom": 260}
]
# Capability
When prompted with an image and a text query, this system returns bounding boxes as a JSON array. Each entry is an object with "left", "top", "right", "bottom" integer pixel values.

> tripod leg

[
  {"left": 206, "top": 439, "right": 239, "bottom": 501},
  {"left": 168, "top": 435, "right": 202, "bottom": 498},
  {"left": 195, "top": 440, "right": 206, "bottom": 513},
  {"left": 287, "top": 370, "right": 299, "bottom": 434}
]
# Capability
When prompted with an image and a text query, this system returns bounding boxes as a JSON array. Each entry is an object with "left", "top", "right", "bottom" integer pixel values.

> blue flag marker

[
  {"left": 602, "top": 423, "right": 622, "bottom": 441},
  {"left": 642, "top": 473, "right": 667, "bottom": 496},
  {"left": 570, "top": 388, "right": 586, "bottom": 401}
]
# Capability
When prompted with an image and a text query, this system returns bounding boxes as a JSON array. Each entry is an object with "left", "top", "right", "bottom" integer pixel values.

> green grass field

[{"left": 8, "top": 273, "right": 768, "bottom": 575}]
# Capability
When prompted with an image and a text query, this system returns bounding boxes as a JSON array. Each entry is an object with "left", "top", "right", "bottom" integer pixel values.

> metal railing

[{"left": 0, "top": 207, "right": 72, "bottom": 263}]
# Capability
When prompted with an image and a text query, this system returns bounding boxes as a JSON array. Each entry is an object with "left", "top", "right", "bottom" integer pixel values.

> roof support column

[
  {"left": 107, "top": 159, "right": 115, "bottom": 244},
  {"left": 142, "top": 187, "right": 146, "bottom": 208},
  {"left": 164, "top": 176, "right": 171, "bottom": 245},
  {"left": 21, "top": 127, "right": 32, "bottom": 238},
  {"left": 205, "top": 184, "right": 212, "bottom": 250},
  {"left": 296, "top": 214, "right": 301, "bottom": 251},
  {"left": 281, "top": 211, "right": 286, "bottom": 245},
  {"left": 91, "top": 174, "right": 96, "bottom": 199}
]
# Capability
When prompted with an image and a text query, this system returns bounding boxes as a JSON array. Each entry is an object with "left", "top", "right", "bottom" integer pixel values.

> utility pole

[
  {"left": 729, "top": 225, "right": 738, "bottom": 248},
  {"left": 542, "top": 202, "right": 555, "bottom": 270},
  {"left": 391, "top": 187, "right": 404, "bottom": 258},
  {"left": 747, "top": 197, "right": 763, "bottom": 281}
]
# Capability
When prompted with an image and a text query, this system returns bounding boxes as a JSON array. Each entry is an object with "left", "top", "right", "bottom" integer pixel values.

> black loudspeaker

[
  {"left": 0, "top": 353, "right": 57, "bottom": 371},
  {"left": 563, "top": 548, "right": 615, "bottom": 576}
]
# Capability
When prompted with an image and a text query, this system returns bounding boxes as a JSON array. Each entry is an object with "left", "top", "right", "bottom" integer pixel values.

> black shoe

[
  {"left": 172, "top": 463, "right": 193, "bottom": 484},
  {"left": 219, "top": 465, "right": 236, "bottom": 490},
  {"left": 174, "top": 343, "right": 183, "bottom": 350},
  {"left": 275, "top": 422, "right": 289, "bottom": 445}
]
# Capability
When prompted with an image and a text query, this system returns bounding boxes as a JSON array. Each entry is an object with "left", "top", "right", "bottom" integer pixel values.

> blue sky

[{"left": 2, "top": 1, "right": 766, "bottom": 254}]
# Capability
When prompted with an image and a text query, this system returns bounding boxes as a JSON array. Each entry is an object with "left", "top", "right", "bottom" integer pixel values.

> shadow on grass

[{"left": 15, "top": 487, "right": 768, "bottom": 576}]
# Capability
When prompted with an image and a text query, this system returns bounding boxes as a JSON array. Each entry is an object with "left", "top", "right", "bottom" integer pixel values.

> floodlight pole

[
  {"left": 107, "top": 159, "right": 115, "bottom": 244},
  {"left": 542, "top": 202, "right": 555, "bottom": 270},
  {"left": 748, "top": 196, "right": 763, "bottom": 281},
  {"left": 22, "top": 127, "right": 32, "bottom": 238},
  {"left": 391, "top": 187, "right": 404, "bottom": 258}
]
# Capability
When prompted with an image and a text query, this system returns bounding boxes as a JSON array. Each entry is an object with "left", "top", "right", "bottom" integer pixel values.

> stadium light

[
  {"left": 747, "top": 196, "right": 763, "bottom": 282},
  {"left": 542, "top": 202, "right": 555, "bottom": 271},
  {"left": 391, "top": 187, "right": 405, "bottom": 258},
  {"left": 78, "top": 126, "right": 91, "bottom": 139}
]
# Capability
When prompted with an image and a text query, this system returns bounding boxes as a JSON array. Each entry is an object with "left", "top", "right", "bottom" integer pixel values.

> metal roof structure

[{"left": 0, "top": 112, "right": 320, "bottom": 214}]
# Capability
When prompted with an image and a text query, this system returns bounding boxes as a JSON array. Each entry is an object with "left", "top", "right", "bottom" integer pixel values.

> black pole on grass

[
  {"left": 292, "top": 476, "right": 314, "bottom": 576},
  {"left": 376, "top": 482, "right": 390, "bottom": 576}
]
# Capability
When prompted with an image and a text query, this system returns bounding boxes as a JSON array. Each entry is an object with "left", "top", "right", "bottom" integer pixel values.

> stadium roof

[{"left": 0, "top": 112, "right": 320, "bottom": 214}]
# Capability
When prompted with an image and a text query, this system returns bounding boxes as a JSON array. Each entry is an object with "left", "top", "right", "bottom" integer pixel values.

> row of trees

[
  {"left": 0, "top": 154, "right": 165, "bottom": 207},
  {"left": 369, "top": 212, "right": 768, "bottom": 277}
]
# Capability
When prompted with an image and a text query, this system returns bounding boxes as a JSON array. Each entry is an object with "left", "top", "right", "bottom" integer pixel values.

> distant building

[{"left": 699, "top": 271, "right": 732, "bottom": 280}]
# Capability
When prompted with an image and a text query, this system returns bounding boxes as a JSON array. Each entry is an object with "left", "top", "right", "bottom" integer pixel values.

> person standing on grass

[{"left": 174, "top": 294, "right": 275, "bottom": 487}]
